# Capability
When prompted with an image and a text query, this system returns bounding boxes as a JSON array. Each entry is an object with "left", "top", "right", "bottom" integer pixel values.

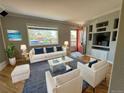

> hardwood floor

[
  {"left": 0, "top": 63, "right": 25, "bottom": 93},
  {"left": 84, "top": 64, "right": 112, "bottom": 93},
  {"left": 84, "top": 80, "right": 109, "bottom": 93},
  {"left": 0, "top": 63, "right": 112, "bottom": 93}
]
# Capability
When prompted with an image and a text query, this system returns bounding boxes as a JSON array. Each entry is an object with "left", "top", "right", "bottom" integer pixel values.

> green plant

[{"left": 6, "top": 43, "right": 15, "bottom": 58}]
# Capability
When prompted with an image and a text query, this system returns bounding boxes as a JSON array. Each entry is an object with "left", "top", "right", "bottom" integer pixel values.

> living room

[{"left": 0, "top": 0, "right": 124, "bottom": 93}]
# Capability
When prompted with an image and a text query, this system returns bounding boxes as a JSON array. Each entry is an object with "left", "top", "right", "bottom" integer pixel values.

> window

[
  {"left": 27, "top": 26, "right": 58, "bottom": 46},
  {"left": 70, "top": 30, "right": 77, "bottom": 47}
]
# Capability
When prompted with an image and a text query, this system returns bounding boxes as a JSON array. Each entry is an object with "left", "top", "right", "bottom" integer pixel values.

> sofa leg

[{"left": 93, "top": 88, "right": 95, "bottom": 93}]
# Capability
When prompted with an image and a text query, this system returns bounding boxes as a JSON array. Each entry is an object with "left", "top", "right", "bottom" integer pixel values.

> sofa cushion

[
  {"left": 46, "top": 51, "right": 66, "bottom": 59},
  {"left": 32, "top": 53, "right": 47, "bottom": 60},
  {"left": 54, "top": 69, "right": 80, "bottom": 86},
  {"left": 92, "top": 61, "right": 107, "bottom": 70},
  {"left": 46, "top": 47, "right": 54, "bottom": 53},
  {"left": 56, "top": 46, "right": 63, "bottom": 51},
  {"left": 55, "top": 51, "right": 66, "bottom": 55},
  {"left": 34, "top": 48, "right": 44, "bottom": 54}
]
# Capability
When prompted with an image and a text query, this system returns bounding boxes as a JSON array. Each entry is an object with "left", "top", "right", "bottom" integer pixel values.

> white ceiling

[{"left": 0, "top": 0, "right": 122, "bottom": 24}]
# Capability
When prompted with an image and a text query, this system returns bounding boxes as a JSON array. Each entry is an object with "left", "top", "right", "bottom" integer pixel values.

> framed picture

[{"left": 7, "top": 30, "right": 22, "bottom": 41}]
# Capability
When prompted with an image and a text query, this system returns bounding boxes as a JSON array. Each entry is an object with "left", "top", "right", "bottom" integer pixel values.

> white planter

[{"left": 9, "top": 57, "right": 16, "bottom": 66}]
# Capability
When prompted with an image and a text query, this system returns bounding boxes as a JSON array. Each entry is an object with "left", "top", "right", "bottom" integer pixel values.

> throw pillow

[
  {"left": 34, "top": 48, "right": 44, "bottom": 54},
  {"left": 46, "top": 47, "right": 54, "bottom": 53},
  {"left": 88, "top": 60, "right": 98, "bottom": 68},
  {"left": 56, "top": 46, "right": 63, "bottom": 51}
]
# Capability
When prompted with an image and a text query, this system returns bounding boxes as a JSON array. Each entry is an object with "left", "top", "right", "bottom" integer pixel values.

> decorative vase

[{"left": 9, "top": 57, "right": 16, "bottom": 65}]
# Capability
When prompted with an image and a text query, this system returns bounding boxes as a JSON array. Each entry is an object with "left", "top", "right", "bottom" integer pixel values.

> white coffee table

[{"left": 48, "top": 56, "right": 73, "bottom": 72}]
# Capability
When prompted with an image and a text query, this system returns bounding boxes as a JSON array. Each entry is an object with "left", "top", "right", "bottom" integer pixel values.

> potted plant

[{"left": 6, "top": 43, "right": 16, "bottom": 65}]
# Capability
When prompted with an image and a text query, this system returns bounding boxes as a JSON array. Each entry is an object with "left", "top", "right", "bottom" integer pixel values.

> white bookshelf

[{"left": 86, "top": 12, "right": 120, "bottom": 64}]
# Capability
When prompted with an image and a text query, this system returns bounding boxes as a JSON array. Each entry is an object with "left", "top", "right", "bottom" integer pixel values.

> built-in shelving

[
  {"left": 92, "top": 46, "right": 110, "bottom": 51},
  {"left": 89, "top": 25, "right": 93, "bottom": 32},
  {"left": 93, "top": 31, "right": 111, "bottom": 34},
  {"left": 97, "top": 27, "right": 106, "bottom": 32},
  {"left": 92, "top": 45, "right": 109, "bottom": 48},
  {"left": 89, "top": 34, "right": 92, "bottom": 41},
  {"left": 96, "top": 21, "right": 108, "bottom": 28},
  {"left": 86, "top": 11, "right": 120, "bottom": 64},
  {"left": 112, "top": 31, "right": 117, "bottom": 41},
  {"left": 114, "top": 18, "right": 119, "bottom": 29},
  {"left": 96, "top": 21, "right": 109, "bottom": 33}
]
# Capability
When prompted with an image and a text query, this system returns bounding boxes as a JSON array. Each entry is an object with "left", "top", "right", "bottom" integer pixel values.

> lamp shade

[
  {"left": 64, "top": 41, "right": 69, "bottom": 46},
  {"left": 20, "top": 44, "right": 27, "bottom": 51}
]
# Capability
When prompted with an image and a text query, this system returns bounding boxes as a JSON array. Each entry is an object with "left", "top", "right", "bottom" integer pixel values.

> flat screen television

[{"left": 93, "top": 32, "right": 110, "bottom": 46}]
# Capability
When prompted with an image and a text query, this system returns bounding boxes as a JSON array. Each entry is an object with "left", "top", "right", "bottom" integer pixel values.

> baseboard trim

[
  {"left": 0, "top": 61, "right": 8, "bottom": 71},
  {"left": 107, "top": 60, "right": 113, "bottom": 64}
]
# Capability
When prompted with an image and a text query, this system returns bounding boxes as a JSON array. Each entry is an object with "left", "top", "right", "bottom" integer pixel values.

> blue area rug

[
  {"left": 23, "top": 62, "right": 49, "bottom": 93},
  {"left": 23, "top": 61, "right": 68, "bottom": 93},
  {"left": 23, "top": 60, "right": 89, "bottom": 93}
]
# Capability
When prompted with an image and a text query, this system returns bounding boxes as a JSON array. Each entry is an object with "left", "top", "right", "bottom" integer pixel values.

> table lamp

[
  {"left": 64, "top": 41, "right": 69, "bottom": 48},
  {"left": 20, "top": 44, "right": 27, "bottom": 56}
]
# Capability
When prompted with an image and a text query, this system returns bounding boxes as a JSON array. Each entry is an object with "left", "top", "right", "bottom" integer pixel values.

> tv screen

[
  {"left": 28, "top": 27, "right": 58, "bottom": 46},
  {"left": 93, "top": 32, "right": 110, "bottom": 46}
]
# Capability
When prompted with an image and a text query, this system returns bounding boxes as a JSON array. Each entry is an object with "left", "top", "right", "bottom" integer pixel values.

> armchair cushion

[
  {"left": 92, "top": 61, "right": 107, "bottom": 70},
  {"left": 54, "top": 69, "right": 80, "bottom": 86},
  {"left": 31, "top": 53, "right": 47, "bottom": 60},
  {"left": 34, "top": 48, "right": 44, "bottom": 54}
]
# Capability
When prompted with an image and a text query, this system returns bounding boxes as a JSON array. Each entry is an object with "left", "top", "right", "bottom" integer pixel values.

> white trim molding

[
  {"left": 0, "top": 18, "right": 6, "bottom": 49},
  {"left": 0, "top": 61, "right": 8, "bottom": 71},
  {"left": 107, "top": 60, "right": 113, "bottom": 64}
]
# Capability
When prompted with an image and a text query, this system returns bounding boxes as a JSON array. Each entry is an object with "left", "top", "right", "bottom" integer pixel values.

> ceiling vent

[{"left": 0, "top": 7, "right": 8, "bottom": 17}]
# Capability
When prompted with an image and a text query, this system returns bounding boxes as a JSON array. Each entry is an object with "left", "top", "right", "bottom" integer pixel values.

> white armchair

[
  {"left": 45, "top": 69, "right": 82, "bottom": 93},
  {"left": 77, "top": 60, "right": 109, "bottom": 93}
]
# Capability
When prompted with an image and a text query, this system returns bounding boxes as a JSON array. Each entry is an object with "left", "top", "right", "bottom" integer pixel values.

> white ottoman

[{"left": 11, "top": 64, "right": 30, "bottom": 83}]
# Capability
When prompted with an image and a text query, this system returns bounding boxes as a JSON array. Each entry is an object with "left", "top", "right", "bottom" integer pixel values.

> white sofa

[
  {"left": 29, "top": 46, "right": 66, "bottom": 63},
  {"left": 11, "top": 64, "right": 30, "bottom": 83},
  {"left": 45, "top": 69, "right": 82, "bottom": 93},
  {"left": 77, "top": 60, "right": 109, "bottom": 93}
]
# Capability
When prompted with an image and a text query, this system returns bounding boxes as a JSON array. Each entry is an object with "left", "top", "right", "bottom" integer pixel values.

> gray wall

[
  {"left": 109, "top": 1, "right": 124, "bottom": 92},
  {"left": 1, "top": 14, "right": 78, "bottom": 58},
  {"left": 0, "top": 19, "right": 6, "bottom": 63}
]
